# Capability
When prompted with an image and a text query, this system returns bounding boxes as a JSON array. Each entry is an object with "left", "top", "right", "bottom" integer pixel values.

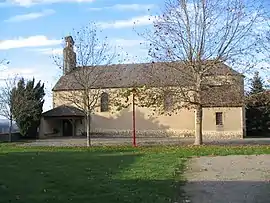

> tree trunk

[
  {"left": 86, "top": 113, "right": 91, "bottom": 147},
  {"left": 132, "top": 92, "right": 137, "bottom": 147},
  {"left": 9, "top": 117, "right": 12, "bottom": 142},
  {"left": 194, "top": 104, "right": 203, "bottom": 145}
]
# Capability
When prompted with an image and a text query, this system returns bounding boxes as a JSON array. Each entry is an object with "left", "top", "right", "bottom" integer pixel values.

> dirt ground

[{"left": 183, "top": 155, "right": 270, "bottom": 203}]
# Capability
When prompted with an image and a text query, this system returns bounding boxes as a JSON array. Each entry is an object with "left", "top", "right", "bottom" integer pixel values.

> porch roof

[{"left": 42, "top": 105, "right": 85, "bottom": 118}]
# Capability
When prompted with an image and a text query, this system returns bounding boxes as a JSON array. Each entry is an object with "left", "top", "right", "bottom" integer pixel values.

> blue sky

[
  {"left": 0, "top": 0, "right": 165, "bottom": 111},
  {"left": 0, "top": 0, "right": 270, "bottom": 113}
]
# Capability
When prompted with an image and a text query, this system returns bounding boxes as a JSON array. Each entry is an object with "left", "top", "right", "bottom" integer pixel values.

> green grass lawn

[{"left": 1, "top": 144, "right": 270, "bottom": 203}]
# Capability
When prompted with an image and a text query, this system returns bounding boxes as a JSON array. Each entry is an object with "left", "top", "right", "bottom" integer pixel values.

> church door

[{"left": 62, "top": 120, "right": 73, "bottom": 137}]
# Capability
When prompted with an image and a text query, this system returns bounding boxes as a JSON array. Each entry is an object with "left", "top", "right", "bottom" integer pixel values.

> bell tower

[{"left": 63, "top": 36, "right": 76, "bottom": 75}]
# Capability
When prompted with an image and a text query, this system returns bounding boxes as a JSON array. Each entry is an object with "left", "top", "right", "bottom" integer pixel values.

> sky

[
  {"left": 0, "top": 0, "right": 164, "bottom": 112},
  {"left": 0, "top": 0, "right": 270, "bottom": 113}
]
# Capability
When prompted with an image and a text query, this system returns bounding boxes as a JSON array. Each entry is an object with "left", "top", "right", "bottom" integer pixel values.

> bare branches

[
  {"left": 74, "top": 24, "right": 115, "bottom": 67},
  {"left": 135, "top": 0, "right": 264, "bottom": 145},
  {"left": 139, "top": 0, "right": 264, "bottom": 103},
  {"left": 0, "top": 76, "right": 21, "bottom": 141},
  {"left": 0, "top": 59, "right": 9, "bottom": 66},
  {"left": 0, "top": 76, "right": 19, "bottom": 120},
  {"left": 53, "top": 23, "right": 119, "bottom": 146},
  {"left": 54, "top": 23, "right": 117, "bottom": 114},
  {"left": 143, "top": 0, "right": 263, "bottom": 69}
]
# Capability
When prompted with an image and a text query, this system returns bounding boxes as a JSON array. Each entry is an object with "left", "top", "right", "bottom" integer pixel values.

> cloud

[
  {"left": 0, "top": 35, "right": 61, "bottom": 50},
  {"left": 0, "top": 65, "right": 39, "bottom": 81},
  {"left": 0, "top": 62, "right": 61, "bottom": 114},
  {"left": 89, "top": 4, "right": 155, "bottom": 11},
  {"left": 1, "top": 0, "right": 94, "bottom": 7},
  {"left": 4, "top": 9, "right": 55, "bottom": 23},
  {"left": 0, "top": 64, "right": 59, "bottom": 110},
  {"left": 36, "top": 39, "right": 145, "bottom": 55},
  {"left": 98, "top": 15, "right": 154, "bottom": 29},
  {"left": 37, "top": 48, "right": 63, "bottom": 55},
  {"left": 113, "top": 39, "right": 146, "bottom": 47}
]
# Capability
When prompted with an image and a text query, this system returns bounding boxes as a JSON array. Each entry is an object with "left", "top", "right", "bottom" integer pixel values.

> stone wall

[{"left": 86, "top": 129, "right": 243, "bottom": 139}]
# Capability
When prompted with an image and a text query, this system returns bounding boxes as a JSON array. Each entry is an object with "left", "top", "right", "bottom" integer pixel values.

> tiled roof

[
  {"left": 52, "top": 61, "right": 241, "bottom": 91},
  {"left": 201, "top": 85, "right": 244, "bottom": 107},
  {"left": 52, "top": 61, "right": 244, "bottom": 107},
  {"left": 42, "top": 105, "right": 85, "bottom": 118}
]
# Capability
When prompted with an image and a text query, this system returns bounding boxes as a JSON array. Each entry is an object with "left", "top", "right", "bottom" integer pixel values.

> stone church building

[{"left": 39, "top": 36, "right": 246, "bottom": 139}]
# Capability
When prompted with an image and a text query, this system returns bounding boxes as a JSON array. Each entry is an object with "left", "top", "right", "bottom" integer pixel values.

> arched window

[{"left": 100, "top": 92, "right": 109, "bottom": 112}]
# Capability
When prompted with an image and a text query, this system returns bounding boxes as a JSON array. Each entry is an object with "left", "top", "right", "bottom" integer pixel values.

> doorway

[{"left": 62, "top": 120, "right": 73, "bottom": 137}]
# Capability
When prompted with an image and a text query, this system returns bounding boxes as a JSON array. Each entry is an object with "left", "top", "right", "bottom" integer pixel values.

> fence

[{"left": 0, "top": 132, "right": 21, "bottom": 142}]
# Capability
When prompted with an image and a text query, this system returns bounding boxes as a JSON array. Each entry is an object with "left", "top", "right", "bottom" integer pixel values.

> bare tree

[
  {"left": 130, "top": 0, "right": 264, "bottom": 145},
  {"left": 53, "top": 23, "right": 118, "bottom": 147},
  {"left": 0, "top": 59, "right": 9, "bottom": 66},
  {"left": 258, "top": 19, "right": 270, "bottom": 86},
  {"left": 0, "top": 76, "right": 19, "bottom": 141}
]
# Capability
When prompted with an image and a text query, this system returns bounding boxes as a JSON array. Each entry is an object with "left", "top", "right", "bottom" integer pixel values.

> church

[{"left": 39, "top": 36, "right": 246, "bottom": 140}]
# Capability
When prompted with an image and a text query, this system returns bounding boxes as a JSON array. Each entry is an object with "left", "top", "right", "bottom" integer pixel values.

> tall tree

[
  {"left": 12, "top": 78, "right": 45, "bottom": 138},
  {"left": 53, "top": 23, "right": 118, "bottom": 147},
  {"left": 246, "top": 72, "right": 270, "bottom": 135},
  {"left": 0, "top": 77, "right": 19, "bottom": 141},
  {"left": 132, "top": 0, "right": 263, "bottom": 145},
  {"left": 249, "top": 71, "right": 264, "bottom": 94}
]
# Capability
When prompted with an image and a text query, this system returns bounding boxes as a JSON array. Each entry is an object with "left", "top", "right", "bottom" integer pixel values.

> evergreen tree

[
  {"left": 249, "top": 71, "right": 264, "bottom": 94},
  {"left": 12, "top": 78, "right": 45, "bottom": 138},
  {"left": 246, "top": 72, "right": 270, "bottom": 136}
]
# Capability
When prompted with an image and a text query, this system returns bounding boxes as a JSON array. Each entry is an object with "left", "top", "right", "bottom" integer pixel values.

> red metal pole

[{"left": 132, "top": 92, "right": 137, "bottom": 147}]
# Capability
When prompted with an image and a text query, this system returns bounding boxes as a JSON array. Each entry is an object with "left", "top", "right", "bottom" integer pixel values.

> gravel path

[
  {"left": 183, "top": 155, "right": 270, "bottom": 203},
  {"left": 20, "top": 137, "right": 270, "bottom": 147}
]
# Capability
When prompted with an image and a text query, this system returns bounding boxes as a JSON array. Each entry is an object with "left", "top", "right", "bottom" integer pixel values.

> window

[
  {"left": 100, "top": 92, "right": 109, "bottom": 112},
  {"left": 215, "top": 112, "right": 223, "bottom": 126}
]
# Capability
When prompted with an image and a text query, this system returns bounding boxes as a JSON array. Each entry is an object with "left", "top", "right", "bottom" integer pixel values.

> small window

[
  {"left": 100, "top": 92, "right": 109, "bottom": 112},
  {"left": 215, "top": 112, "right": 223, "bottom": 126}
]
